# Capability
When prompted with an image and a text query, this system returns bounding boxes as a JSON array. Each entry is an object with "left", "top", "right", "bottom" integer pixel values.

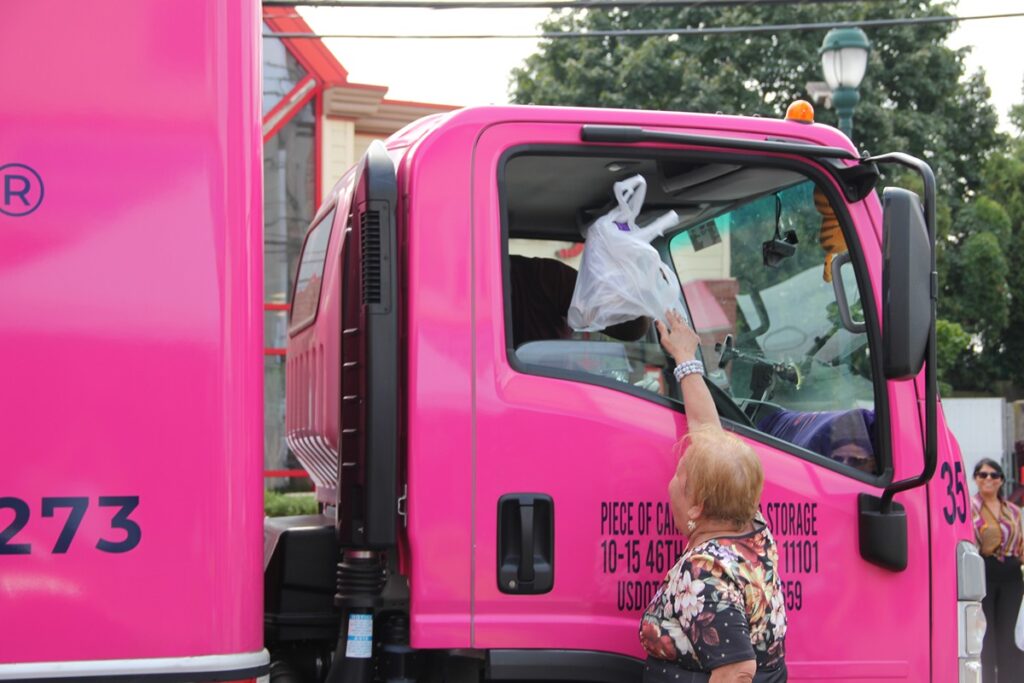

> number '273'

[{"left": 0, "top": 496, "right": 141, "bottom": 555}]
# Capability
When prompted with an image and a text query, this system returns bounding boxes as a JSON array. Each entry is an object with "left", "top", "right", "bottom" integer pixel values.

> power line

[
  {"left": 263, "top": 11, "right": 1024, "bottom": 39},
  {"left": 265, "top": 0, "right": 865, "bottom": 9}
]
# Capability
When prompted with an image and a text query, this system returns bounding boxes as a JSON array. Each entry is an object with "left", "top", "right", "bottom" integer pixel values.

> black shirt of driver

[{"left": 509, "top": 255, "right": 578, "bottom": 348}]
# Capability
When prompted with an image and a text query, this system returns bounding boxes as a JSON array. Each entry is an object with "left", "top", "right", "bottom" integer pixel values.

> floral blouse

[
  {"left": 971, "top": 494, "right": 1024, "bottom": 561},
  {"left": 639, "top": 517, "right": 786, "bottom": 672}
]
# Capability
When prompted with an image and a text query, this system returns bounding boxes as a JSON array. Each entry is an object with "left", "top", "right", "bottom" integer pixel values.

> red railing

[{"left": 264, "top": 469, "right": 309, "bottom": 478}]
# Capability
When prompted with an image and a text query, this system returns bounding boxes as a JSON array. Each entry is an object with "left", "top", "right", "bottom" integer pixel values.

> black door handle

[
  {"left": 498, "top": 494, "right": 553, "bottom": 594},
  {"left": 519, "top": 503, "right": 535, "bottom": 583}
]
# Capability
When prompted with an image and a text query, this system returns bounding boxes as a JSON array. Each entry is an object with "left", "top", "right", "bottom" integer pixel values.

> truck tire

[{"left": 270, "top": 659, "right": 306, "bottom": 683}]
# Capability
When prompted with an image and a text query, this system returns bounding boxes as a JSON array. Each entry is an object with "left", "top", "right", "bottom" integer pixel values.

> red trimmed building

[{"left": 263, "top": 8, "right": 456, "bottom": 481}]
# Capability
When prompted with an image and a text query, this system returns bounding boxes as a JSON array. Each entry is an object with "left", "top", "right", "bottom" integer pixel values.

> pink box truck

[
  {"left": 0, "top": 3, "right": 985, "bottom": 683},
  {"left": 0, "top": 1, "right": 265, "bottom": 682},
  {"left": 274, "top": 107, "right": 985, "bottom": 683}
]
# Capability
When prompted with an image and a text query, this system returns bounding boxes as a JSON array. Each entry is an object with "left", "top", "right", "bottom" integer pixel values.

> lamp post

[{"left": 820, "top": 27, "right": 871, "bottom": 138}]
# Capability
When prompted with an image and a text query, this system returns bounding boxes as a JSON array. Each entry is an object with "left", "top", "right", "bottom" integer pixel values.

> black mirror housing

[
  {"left": 881, "top": 187, "right": 931, "bottom": 380},
  {"left": 761, "top": 231, "right": 798, "bottom": 267}
]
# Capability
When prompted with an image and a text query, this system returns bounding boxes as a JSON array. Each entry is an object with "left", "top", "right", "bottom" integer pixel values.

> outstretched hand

[
  {"left": 656, "top": 309, "right": 700, "bottom": 364},
  {"left": 658, "top": 309, "right": 721, "bottom": 429}
]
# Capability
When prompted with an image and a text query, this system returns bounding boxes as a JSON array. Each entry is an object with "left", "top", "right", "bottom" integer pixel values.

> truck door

[{"left": 470, "top": 122, "right": 930, "bottom": 681}]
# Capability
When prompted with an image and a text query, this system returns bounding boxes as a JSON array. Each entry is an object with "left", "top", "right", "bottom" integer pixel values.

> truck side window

[
  {"left": 289, "top": 208, "right": 336, "bottom": 333},
  {"left": 668, "top": 181, "right": 878, "bottom": 475},
  {"left": 507, "top": 238, "right": 671, "bottom": 398},
  {"left": 502, "top": 154, "right": 878, "bottom": 476}
]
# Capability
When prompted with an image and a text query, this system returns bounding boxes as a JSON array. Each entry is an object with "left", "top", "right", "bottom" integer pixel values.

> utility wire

[
  {"left": 264, "top": 11, "right": 1024, "bottom": 39},
  {"left": 265, "top": 0, "right": 867, "bottom": 9}
]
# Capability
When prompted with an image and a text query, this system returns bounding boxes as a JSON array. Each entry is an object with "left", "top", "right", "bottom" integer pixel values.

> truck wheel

[{"left": 269, "top": 659, "right": 305, "bottom": 683}]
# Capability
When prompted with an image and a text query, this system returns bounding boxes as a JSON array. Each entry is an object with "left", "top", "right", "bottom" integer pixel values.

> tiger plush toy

[{"left": 814, "top": 187, "right": 847, "bottom": 282}]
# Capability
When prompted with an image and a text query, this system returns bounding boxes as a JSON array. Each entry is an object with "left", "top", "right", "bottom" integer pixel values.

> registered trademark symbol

[{"left": 0, "top": 163, "right": 44, "bottom": 217}]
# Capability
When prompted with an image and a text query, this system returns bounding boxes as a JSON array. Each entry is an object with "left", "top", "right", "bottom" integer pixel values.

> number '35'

[{"left": 940, "top": 463, "right": 968, "bottom": 525}]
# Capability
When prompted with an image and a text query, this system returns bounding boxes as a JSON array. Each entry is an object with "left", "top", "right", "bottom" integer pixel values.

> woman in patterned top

[
  {"left": 970, "top": 458, "right": 1024, "bottom": 682},
  {"left": 640, "top": 310, "right": 786, "bottom": 683}
]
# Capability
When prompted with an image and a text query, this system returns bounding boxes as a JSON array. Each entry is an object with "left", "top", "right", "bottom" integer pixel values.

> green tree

[
  {"left": 935, "top": 318, "right": 970, "bottom": 396},
  {"left": 979, "top": 86, "right": 1024, "bottom": 390},
  {"left": 981, "top": 92, "right": 1024, "bottom": 231},
  {"left": 1004, "top": 229, "right": 1024, "bottom": 390},
  {"left": 941, "top": 196, "right": 1012, "bottom": 327},
  {"left": 511, "top": 2, "right": 1020, "bottom": 393},
  {"left": 511, "top": 0, "right": 1001, "bottom": 203},
  {"left": 943, "top": 228, "right": 1010, "bottom": 383},
  {"left": 948, "top": 195, "right": 1012, "bottom": 245}
]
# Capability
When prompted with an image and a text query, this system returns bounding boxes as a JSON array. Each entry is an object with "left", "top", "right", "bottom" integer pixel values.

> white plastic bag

[
  {"left": 568, "top": 175, "right": 683, "bottom": 331},
  {"left": 1017, "top": 510, "right": 1024, "bottom": 651},
  {"left": 1017, "top": 593, "right": 1024, "bottom": 651},
  {"left": 1018, "top": 515, "right": 1024, "bottom": 652},
  {"left": 1017, "top": 511, "right": 1024, "bottom": 654}
]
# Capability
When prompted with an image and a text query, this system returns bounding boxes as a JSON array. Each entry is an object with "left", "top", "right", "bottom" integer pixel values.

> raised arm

[{"left": 656, "top": 309, "right": 722, "bottom": 431}]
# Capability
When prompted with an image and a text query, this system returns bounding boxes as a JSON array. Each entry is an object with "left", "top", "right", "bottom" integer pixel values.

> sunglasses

[
  {"left": 834, "top": 454, "right": 873, "bottom": 467},
  {"left": 975, "top": 472, "right": 1003, "bottom": 480}
]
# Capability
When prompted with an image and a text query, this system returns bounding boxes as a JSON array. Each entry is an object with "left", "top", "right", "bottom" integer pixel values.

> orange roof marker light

[{"left": 785, "top": 100, "right": 815, "bottom": 124}]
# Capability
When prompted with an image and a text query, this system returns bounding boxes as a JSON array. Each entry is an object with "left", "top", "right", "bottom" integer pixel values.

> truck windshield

[{"left": 503, "top": 151, "right": 879, "bottom": 476}]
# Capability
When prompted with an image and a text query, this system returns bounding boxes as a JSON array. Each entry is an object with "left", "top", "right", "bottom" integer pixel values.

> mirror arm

[
  {"left": 863, "top": 154, "right": 937, "bottom": 513},
  {"left": 830, "top": 252, "right": 866, "bottom": 334}
]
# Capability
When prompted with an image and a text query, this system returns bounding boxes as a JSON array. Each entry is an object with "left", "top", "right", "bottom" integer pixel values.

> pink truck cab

[{"left": 274, "top": 106, "right": 986, "bottom": 683}]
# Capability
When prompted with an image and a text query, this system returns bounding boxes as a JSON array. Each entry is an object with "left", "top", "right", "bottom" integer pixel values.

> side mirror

[{"left": 881, "top": 187, "right": 931, "bottom": 380}]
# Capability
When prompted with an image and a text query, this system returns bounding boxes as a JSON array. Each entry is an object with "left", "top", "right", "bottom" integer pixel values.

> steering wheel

[
  {"left": 716, "top": 334, "right": 799, "bottom": 384},
  {"left": 716, "top": 334, "right": 738, "bottom": 369}
]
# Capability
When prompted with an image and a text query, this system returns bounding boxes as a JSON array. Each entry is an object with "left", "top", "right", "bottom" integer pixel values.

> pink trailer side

[{"left": 0, "top": 1, "right": 267, "bottom": 680}]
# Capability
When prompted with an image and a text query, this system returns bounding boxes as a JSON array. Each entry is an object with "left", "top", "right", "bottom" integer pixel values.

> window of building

[
  {"left": 264, "top": 98, "right": 316, "bottom": 486},
  {"left": 265, "top": 100, "right": 316, "bottom": 319},
  {"left": 263, "top": 22, "right": 308, "bottom": 116}
]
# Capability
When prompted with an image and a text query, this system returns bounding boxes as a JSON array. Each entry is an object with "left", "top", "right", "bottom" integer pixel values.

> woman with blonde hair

[{"left": 639, "top": 310, "right": 787, "bottom": 683}]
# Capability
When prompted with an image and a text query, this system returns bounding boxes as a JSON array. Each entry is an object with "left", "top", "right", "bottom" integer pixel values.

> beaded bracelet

[{"left": 673, "top": 360, "right": 704, "bottom": 382}]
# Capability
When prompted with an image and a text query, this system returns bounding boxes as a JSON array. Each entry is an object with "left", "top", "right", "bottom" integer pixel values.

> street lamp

[{"left": 820, "top": 27, "right": 870, "bottom": 138}]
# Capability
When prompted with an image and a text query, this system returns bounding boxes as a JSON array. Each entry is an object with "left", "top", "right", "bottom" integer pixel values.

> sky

[{"left": 298, "top": 0, "right": 1024, "bottom": 130}]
